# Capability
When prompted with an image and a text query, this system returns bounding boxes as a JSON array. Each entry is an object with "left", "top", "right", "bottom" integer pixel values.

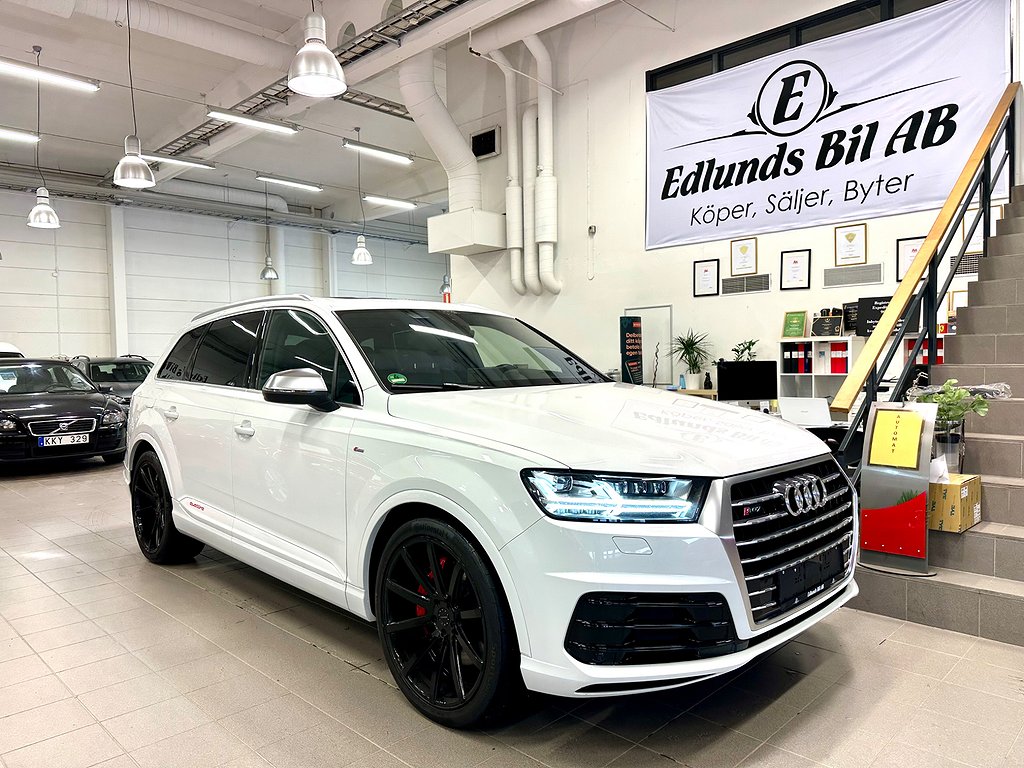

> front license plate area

[
  {"left": 778, "top": 547, "right": 843, "bottom": 604},
  {"left": 38, "top": 434, "right": 90, "bottom": 447}
]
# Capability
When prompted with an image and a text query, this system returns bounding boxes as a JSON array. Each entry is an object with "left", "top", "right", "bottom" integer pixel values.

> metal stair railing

[{"left": 831, "top": 82, "right": 1021, "bottom": 482}]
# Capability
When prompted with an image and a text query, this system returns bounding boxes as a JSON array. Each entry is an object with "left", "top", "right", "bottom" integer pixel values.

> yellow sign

[{"left": 868, "top": 409, "right": 923, "bottom": 469}]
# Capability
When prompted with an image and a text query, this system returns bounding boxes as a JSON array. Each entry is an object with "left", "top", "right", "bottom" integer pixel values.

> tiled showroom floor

[{"left": 3, "top": 463, "right": 1024, "bottom": 768}]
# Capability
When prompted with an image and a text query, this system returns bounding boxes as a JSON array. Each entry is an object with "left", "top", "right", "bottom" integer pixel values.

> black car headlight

[
  {"left": 522, "top": 470, "right": 710, "bottom": 523},
  {"left": 102, "top": 409, "right": 126, "bottom": 426},
  {"left": 0, "top": 417, "right": 16, "bottom": 432}
]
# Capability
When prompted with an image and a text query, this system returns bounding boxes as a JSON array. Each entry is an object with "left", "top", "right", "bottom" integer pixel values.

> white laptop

[{"left": 778, "top": 397, "right": 836, "bottom": 428}]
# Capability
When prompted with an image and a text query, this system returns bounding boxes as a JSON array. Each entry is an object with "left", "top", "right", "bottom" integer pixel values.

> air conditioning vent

[
  {"left": 471, "top": 126, "right": 500, "bottom": 159},
  {"left": 721, "top": 274, "right": 770, "bottom": 295},
  {"left": 823, "top": 264, "right": 883, "bottom": 288},
  {"left": 953, "top": 252, "right": 980, "bottom": 276}
]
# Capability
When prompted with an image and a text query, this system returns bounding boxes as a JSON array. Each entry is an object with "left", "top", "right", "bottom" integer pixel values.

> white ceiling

[{"left": 0, "top": 0, "right": 450, "bottom": 228}]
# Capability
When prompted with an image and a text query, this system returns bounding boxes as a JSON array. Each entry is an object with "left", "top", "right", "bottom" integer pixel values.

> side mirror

[
  {"left": 97, "top": 385, "right": 113, "bottom": 394},
  {"left": 262, "top": 368, "right": 339, "bottom": 412}
]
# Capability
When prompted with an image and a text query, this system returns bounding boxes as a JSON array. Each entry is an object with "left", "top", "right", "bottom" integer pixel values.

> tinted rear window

[
  {"left": 158, "top": 327, "right": 205, "bottom": 381},
  {"left": 189, "top": 312, "right": 264, "bottom": 387}
]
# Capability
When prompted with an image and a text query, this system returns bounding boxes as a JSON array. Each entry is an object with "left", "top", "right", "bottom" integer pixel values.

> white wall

[
  {"left": 446, "top": 0, "right": 987, "bottom": 382},
  {"left": 0, "top": 188, "right": 440, "bottom": 361},
  {"left": 0, "top": 191, "right": 110, "bottom": 357}
]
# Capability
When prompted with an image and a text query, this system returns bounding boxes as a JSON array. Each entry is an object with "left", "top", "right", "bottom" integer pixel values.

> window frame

[
  {"left": 646, "top": 0, "right": 946, "bottom": 92},
  {"left": 254, "top": 307, "right": 363, "bottom": 408}
]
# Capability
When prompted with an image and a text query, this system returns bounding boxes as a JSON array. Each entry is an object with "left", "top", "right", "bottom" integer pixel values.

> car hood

[
  {"left": 387, "top": 382, "right": 830, "bottom": 477},
  {"left": 0, "top": 391, "right": 116, "bottom": 421},
  {"left": 105, "top": 382, "right": 141, "bottom": 398}
]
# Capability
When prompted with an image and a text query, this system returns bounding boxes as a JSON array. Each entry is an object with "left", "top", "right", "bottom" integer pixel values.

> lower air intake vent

[
  {"left": 722, "top": 274, "right": 770, "bottom": 295},
  {"left": 823, "top": 264, "right": 883, "bottom": 288},
  {"left": 564, "top": 592, "right": 744, "bottom": 665}
]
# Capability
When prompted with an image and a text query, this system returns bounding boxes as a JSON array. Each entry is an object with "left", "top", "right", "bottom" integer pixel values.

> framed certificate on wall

[
  {"left": 780, "top": 249, "right": 811, "bottom": 290},
  {"left": 896, "top": 236, "right": 926, "bottom": 281},
  {"left": 693, "top": 259, "right": 719, "bottom": 297},
  {"left": 730, "top": 238, "right": 758, "bottom": 276},
  {"left": 835, "top": 223, "right": 868, "bottom": 266}
]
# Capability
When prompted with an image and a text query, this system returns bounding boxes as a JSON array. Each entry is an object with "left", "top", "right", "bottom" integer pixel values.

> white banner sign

[{"left": 646, "top": 0, "right": 1009, "bottom": 249}]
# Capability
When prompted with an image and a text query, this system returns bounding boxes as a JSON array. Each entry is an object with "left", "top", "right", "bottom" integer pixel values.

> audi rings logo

[{"left": 773, "top": 474, "right": 830, "bottom": 517}]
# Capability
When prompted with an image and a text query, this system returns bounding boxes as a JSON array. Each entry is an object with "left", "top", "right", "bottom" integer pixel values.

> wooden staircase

[{"left": 849, "top": 188, "right": 1024, "bottom": 643}]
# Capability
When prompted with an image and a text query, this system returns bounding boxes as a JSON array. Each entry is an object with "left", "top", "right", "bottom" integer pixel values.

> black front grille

[
  {"left": 731, "top": 458, "right": 855, "bottom": 624},
  {"left": 27, "top": 418, "right": 96, "bottom": 436},
  {"left": 564, "top": 592, "right": 745, "bottom": 666}
]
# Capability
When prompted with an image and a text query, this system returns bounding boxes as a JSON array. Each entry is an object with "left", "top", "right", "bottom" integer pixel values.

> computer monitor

[{"left": 716, "top": 360, "right": 778, "bottom": 402}]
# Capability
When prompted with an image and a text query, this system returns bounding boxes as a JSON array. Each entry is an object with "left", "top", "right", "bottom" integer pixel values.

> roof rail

[{"left": 191, "top": 294, "right": 314, "bottom": 322}]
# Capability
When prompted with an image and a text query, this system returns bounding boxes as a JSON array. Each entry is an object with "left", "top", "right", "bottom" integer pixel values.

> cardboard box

[{"left": 927, "top": 474, "right": 982, "bottom": 533}]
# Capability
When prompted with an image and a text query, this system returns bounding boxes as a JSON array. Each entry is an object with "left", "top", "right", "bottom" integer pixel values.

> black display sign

[
  {"left": 856, "top": 296, "right": 920, "bottom": 338},
  {"left": 842, "top": 301, "right": 859, "bottom": 335},
  {"left": 811, "top": 315, "right": 844, "bottom": 337},
  {"left": 620, "top": 316, "right": 643, "bottom": 384}
]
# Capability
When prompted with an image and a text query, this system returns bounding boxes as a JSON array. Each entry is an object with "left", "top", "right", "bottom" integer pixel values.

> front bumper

[
  {"left": 0, "top": 426, "right": 126, "bottom": 462},
  {"left": 500, "top": 458, "right": 858, "bottom": 698}
]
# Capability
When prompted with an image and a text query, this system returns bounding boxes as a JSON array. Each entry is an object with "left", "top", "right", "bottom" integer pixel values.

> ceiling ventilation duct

[{"left": 398, "top": 50, "right": 505, "bottom": 256}]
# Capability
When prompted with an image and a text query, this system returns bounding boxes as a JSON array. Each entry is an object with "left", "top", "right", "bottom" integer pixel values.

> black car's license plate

[{"left": 778, "top": 547, "right": 843, "bottom": 604}]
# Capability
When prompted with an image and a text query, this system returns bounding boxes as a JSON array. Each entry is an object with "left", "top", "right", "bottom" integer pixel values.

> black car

[
  {"left": 70, "top": 355, "right": 152, "bottom": 405},
  {"left": 0, "top": 359, "right": 127, "bottom": 464}
]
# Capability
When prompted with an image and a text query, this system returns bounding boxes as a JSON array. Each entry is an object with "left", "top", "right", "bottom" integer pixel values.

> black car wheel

[
  {"left": 375, "top": 518, "right": 525, "bottom": 728},
  {"left": 130, "top": 451, "right": 204, "bottom": 564}
]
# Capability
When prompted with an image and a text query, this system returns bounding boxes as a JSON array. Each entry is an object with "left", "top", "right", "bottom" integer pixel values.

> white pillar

[
  {"left": 323, "top": 232, "right": 338, "bottom": 297},
  {"left": 105, "top": 206, "right": 129, "bottom": 356}
]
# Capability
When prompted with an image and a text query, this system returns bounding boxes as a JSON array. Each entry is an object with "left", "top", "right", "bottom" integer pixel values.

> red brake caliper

[{"left": 415, "top": 556, "right": 447, "bottom": 620}]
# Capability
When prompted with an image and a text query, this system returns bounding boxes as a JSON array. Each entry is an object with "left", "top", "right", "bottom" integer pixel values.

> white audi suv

[{"left": 126, "top": 294, "right": 858, "bottom": 727}]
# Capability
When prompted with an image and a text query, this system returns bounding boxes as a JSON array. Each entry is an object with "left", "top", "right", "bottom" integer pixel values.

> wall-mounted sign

[
  {"left": 645, "top": 0, "right": 1009, "bottom": 249},
  {"left": 619, "top": 316, "right": 643, "bottom": 384}
]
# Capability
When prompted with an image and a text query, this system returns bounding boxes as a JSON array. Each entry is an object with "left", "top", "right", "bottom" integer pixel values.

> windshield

[
  {"left": 89, "top": 361, "right": 152, "bottom": 383},
  {"left": 0, "top": 362, "right": 96, "bottom": 395},
  {"left": 337, "top": 309, "right": 606, "bottom": 392}
]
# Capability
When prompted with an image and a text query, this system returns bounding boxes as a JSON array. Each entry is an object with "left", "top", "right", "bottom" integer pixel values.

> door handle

[
  {"left": 234, "top": 421, "right": 256, "bottom": 438},
  {"left": 162, "top": 406, "right": 178, "bottom": 421}
]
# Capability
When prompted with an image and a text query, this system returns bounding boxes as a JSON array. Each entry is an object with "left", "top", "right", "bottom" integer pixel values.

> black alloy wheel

[
  {"left": 130, "top": 452, "right": 204, "bottom": 564},
  {"left": 376, "top": 519, "right": 524, "bottom": 727}
]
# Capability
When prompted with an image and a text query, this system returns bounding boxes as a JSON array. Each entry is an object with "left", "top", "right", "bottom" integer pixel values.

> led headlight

[
  {"left": 522, "top": 470, "right": 709, "bottom": 523},
  {"left": 102, "top": 409, "right": 126, "bottom": 426},
  {"left": 0, "top": 417, "right": 16, "bottom": 432}
]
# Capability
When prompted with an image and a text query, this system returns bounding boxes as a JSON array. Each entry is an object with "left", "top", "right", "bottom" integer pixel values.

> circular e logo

[{"left": 754, "top": 60, "right": 829, "bottom": 137}]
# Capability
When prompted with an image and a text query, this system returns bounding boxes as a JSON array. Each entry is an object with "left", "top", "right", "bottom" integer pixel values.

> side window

[
  {"left": 190, "top": 312, "right": 263, "bottom": 387},
  {"left": 258, "top": 309, "right": 358, "bottom": 404},
  {"left": 158, "top": 326, "right": 206, "bottom": 381}
]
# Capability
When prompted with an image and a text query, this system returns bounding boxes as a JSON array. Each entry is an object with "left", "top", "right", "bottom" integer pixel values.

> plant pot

[
  {"left": 933, "top": 419, "right": 965, "bottom": 474},
  {"left": 684, "top": 373, "right": 703, "bottom": 391}
]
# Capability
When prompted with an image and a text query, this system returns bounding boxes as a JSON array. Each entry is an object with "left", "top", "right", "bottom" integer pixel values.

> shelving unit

[{"left": 778, "top": 336, "right": 863, "bottom": 404}]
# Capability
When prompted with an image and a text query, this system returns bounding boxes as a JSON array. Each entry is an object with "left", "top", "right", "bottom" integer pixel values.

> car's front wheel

[
  {"left": 375, "top": 518, "right": 524, "bottom": 728},
  {"left": 130, "top": 451, "right": 204, "bottom": 564}
]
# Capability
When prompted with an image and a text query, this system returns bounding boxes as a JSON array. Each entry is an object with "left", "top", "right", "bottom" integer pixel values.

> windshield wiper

[{"left": 388, "top": 382, "right": 484, "bottom": 392}]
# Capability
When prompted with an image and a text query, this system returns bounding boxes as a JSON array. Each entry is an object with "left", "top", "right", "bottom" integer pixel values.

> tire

[
  {"left": 375, "top": 518, "right": 525, "bottom": 728},
  {"left": 102, "top": 451, "right": 126, "bottom": 466},
  {"left": 130, "top": 451, "right": 205, "bottom": 564}
]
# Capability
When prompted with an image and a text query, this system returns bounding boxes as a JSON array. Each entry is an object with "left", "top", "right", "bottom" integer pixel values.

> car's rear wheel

[
  {"left": 130, "top": 451, "right": 204, "bottom": 564},
  {"left": 375, "top": 518, "right": 524, "bottom": 728}
]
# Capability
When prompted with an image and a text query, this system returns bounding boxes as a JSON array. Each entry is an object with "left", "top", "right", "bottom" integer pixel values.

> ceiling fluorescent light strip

[
  {"left": 140, "top": 153, "right": 215, "bottom": 170},
  {"left": 342, "top": 138, "right": 413, "bottom": 165},
  {"left": 0, "top": 56, "right": 100, "bottom": 92},
  {"left": 363, "top": 194, "right": 416, "bottom": 209},
  {"left": 255, "top": 173, "right": 323, "bottom": 192},
  {"left": 0, "top": 126, "right": 40, "bottom": 144},
  {"left": 207, "top": 108, "right": 299, "bottom": 135}
]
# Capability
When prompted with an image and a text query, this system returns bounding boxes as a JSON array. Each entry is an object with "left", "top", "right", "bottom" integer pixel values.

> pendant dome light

[
  {"left": 288, "top": 2, "right": 347, "bottom": 98},
  {"left": 260, "top": 184, "right": 279, "bottom": 281},
  {"left": 351, "top": 127, "right": 372, "bottom": 265},
  {"left": 113, "top": 1, "right": 154, "bottom": 189},
  {"left": 27, "top": 46, "right": 59, "bottom": 229}
]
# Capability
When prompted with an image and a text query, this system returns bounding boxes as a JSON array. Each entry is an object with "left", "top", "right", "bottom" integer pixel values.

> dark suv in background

[{"left": 71, "top": 355, "right": 153, "bottom": 405}]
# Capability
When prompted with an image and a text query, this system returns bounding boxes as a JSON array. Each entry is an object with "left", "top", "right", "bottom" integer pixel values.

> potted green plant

[
  {"left": 731, "top": 339, "right": 758, "bottom": 362},
  {"left": 914, "top": 378, "right": 989, "bottom": 473},
  {"left": 669, "top": 330, "right": 712, "bottom": 391}
]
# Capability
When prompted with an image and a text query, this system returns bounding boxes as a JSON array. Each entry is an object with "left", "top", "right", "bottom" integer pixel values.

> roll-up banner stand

[
  {"left": 620, "top": 316, "right": 643, "bottom": 385},
  {"left": 859, "top": 401, "right": 938, "bottom": 575},
  {"left": 646, "top": 0, "right": 1009, "bottom": 249}
]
